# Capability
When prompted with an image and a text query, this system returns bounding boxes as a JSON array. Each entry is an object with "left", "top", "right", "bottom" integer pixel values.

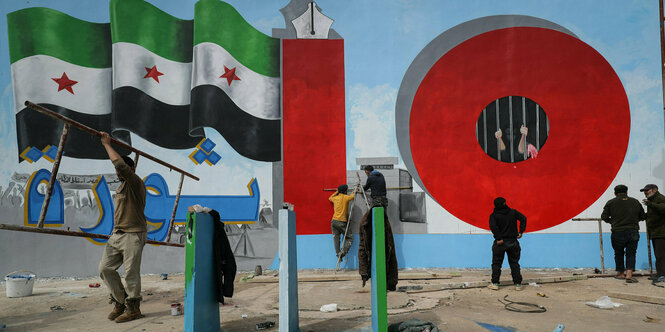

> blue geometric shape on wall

[
  {"left": 43, "top": 145, "right": 58, "bottom": 162},
  {"left": 20, "top": 146, "right": 45, "bottom": 163},
  {"left": 189, "top": 138, "right": 221, "bottom": 166},
  {"left": 198, "top": 138, "right": 216, "bottom": 153},
  {"left": 207, "top": 151, "right": 221, "bottom": 165},
  {"left": 191, "top": 149, "right": 208, "bottom": 164}
]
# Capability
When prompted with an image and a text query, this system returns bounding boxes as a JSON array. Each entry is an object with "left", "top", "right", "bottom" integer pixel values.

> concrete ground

[{"left": 1, "top": 268, "right": 664, "bottom": 331}]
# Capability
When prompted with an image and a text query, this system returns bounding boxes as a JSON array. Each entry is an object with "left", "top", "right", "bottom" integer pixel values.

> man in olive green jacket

[
  {"left": 98, "top": 132, "right": 147, "bottom": 323},
  {"left": 641, "top": 184, "right": 665, "bottom": 281}
]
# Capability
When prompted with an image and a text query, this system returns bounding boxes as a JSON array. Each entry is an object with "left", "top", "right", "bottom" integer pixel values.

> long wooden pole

[
  {"left": 24, "top": 101, "right": 199, "bottom": 181},
  {"left": 166, "top": 173, "right": 185, "bottom": 242},
  {"left": 658, "top": 0, "right": 665, "bottom": 137},
  {"left": 597, "top": 220, "right": 605, "bottom": 274},
  {"left": 37, "top": 123, "right": 70, "bottom": 228},
  {"left": 0, "top": 223, "right": 183, "bottom": 247}
]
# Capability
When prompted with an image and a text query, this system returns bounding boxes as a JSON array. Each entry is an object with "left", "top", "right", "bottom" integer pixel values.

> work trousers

[
  {"left": 491, "top": 239, "right": 522, "bottom": 285},
  {"left": 331, "top": 219, "right": 353, "bottom": 255},
  {"left": 611, "top": 230, "right": 639, "bottom": 272},
  {"left": 653, "top": 238, "right": 665, "bottom": 277},
  {"left": 98, "top": 231, "right": 147, "bottom": 303}
]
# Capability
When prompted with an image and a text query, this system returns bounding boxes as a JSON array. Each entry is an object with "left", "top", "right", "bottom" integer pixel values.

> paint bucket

[
  {"left": 170, "top": 302, "right": 182, "bottom": 316},
  {"left": 5, "top": 271, "right": 36, "bottom": 298}
]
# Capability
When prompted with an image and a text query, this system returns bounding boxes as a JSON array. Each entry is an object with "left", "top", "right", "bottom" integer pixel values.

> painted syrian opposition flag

[
  {"left": 110, "top": 0, "right": 204, "bottom": 149},
  {"left": 7, "top": 7, "right": 131, "bottom": 161},
  {"left": 191, "top": 0, "right": 281, "bottom": 162}
]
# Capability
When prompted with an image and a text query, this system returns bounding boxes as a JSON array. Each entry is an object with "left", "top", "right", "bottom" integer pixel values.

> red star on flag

[
  {"left": 144, "top": 65, "right": 164, "bottom": 83},
  {"left": 52, "top": 72, "right": 78, "bottom": 94},
  {"left": 220, "top": 66, "right": 241, "bottom": 86}
]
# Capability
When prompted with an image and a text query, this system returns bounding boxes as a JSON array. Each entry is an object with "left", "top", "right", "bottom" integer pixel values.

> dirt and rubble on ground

[{"left": 1, "top": 268, "right": 664, "bottom": 331}]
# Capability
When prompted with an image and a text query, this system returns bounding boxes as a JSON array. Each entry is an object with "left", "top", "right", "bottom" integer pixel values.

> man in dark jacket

[
  {"left": 601, "top": 185, "right": 645, "bottom": 282},
  {"left": 641, "top": 184, "right": 665, "bottom": 281},
  {"left": 488, "top": 197, "right": 526, "bottom": 291},
  {"left": 363, "top": 165, "right": 387, "bottom": 207}
]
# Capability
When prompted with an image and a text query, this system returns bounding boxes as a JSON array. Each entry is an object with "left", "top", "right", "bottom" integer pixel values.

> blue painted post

[
  {"left": 279, "top": 209, "right": 299, "bottom": 332},
  {"left": 371, "top": 207, "right": 388, "bottom": 332},
  {"left": 184, "top": 212, "right": 220, "bottom": 332}
]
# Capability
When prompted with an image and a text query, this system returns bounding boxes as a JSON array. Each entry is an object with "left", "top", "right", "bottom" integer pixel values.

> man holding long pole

[{"left": 98, "top": 132, "right": 147, "bottom": 323}]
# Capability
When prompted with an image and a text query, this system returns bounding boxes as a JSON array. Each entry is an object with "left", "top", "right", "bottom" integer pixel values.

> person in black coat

[
  {"left": 208, "top": 210, "right": 236, "bottom": 304},
  {"left": 363, "top": 165, "right": 387, "bottom": 207},
  {"left": 488, "top": 197, "right": 527, "bottom": 291}
]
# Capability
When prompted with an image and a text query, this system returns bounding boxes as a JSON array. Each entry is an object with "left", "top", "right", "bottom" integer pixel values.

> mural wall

[{"left": 0, "top": 0, "right": 663, "bottom": 277}]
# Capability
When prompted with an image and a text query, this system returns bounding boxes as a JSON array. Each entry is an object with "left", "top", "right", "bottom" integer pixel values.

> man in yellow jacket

[{"left": 329, "top": 184, "right": 355, "bottom": 260}]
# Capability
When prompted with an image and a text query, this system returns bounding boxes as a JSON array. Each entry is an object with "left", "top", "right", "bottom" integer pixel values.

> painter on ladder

[
  {"left": 98, "top": 132, "right": 147, "bottom": 323},
  {"left": 641, "top": 184, "right": 665, "bottom": 282},
  {"left": 363, "top": 165, "right": 387, "bottom": 208},
  {"left": 601, "top": 184, "right": 645, "bottom": 283},
  {"left": 329, "top": 184, "right": 355, "bottom": 261},
  {"left": 488, "top": 197, "right": 526, "bottom": 291}
]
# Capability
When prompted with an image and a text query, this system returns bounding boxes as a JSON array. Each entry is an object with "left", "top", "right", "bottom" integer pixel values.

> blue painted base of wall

[{"left": 270, "top": 233, "right": 653, "bottom": 270}]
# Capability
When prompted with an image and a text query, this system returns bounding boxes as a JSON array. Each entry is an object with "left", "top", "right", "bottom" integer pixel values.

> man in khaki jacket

[{"left": 98, "top": 132, "right": 147, "bottom": 323}]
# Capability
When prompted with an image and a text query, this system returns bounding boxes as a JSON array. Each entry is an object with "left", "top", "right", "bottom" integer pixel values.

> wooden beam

[
  {"left": 607, "top": 292, "right": 665, "bottom": 305},
  {"left": 24, "top": 101, "right": 199, "bottom": 181},
  {"left": 38, "top": 123, "right": 70, "bottom": 228},
  {"left": 0, "top": 223, "right": 183, "bottom": 247}
]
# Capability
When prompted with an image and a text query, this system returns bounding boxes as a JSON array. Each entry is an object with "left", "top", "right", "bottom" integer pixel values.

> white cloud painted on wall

[{"left": 347, "top": 83, "right": 399, "bottom": 168}]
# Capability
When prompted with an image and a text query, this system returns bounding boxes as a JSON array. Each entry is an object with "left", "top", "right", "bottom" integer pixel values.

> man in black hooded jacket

[{"left": 488, "top": 197, "right": 527, "bottom": 291}]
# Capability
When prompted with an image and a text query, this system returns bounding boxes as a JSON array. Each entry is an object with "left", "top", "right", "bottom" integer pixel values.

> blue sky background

[{"left": 0, "top": 0, "right": 662, "bottom": 214}]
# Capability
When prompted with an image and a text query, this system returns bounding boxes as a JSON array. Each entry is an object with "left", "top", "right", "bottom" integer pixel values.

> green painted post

[{"left": 371, "top": 207, "right": 388, "bottom": 331}]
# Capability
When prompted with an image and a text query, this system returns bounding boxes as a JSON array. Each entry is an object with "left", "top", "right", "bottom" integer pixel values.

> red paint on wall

[
  {"left": 282, "top": 39, "right": 346, "bottom": 235},
  {"left": 409, "top": 27, "right": 630, "bottom": 232}
]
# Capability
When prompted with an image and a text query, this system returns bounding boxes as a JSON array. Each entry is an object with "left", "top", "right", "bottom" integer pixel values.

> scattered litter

[
  {"left": 397, "top": 285, "right": 423, "bottom": 292},
  {"left": 170, "top": 303, "right": 182, "bottom": 316},
  {"left": 585, "top": 296, "right": 622, "bottom": 309},
  {"left": 241, "top": 314, "right": 248, "bottom": 318},
  {"left": 161, "top": 273, "right": 168, "bottom": 280},
  {"left": 0, "top": 323, "right": 6, "bottom": 329},
  {"left": 498, "top": 295, "right": 546, "bottom": 313},
  {"left": 64, "top": 291, "right": 86, "bottom": 298},
  {"left": 529, "top": 282, "right": 540, "bottom": 287},
  {"left": 241, "top": 274, "right": 255, "bottom": 282},
  {"left": 255, "top": 265, "right": 263, "bottom": 276},
  {"left": 50, "top": 305, "right": 64, "bottom": 311},
  {"left": 553, "top": 323, "right": 565, "bottom": 332},
  {"left": 389, "top": 319, "right": 438, "bottom": 332},
  {"left": 146, "top": 292, "right": 153, "bottom": 296},
  {"left": 643, "top": 315, "right": 661, "bottom": 323},
  {"left": 255, "top": 321, "right": 275, "bottom": 330},
  {"left": 476, "top": 321, "right": 515, "bottom": 331},
  {"left": 537, "top": 292, "right": 548, "bottom": 298},
  {"left": 593, "top": 268, "right": 601, "bottom": 274},
  {"left": 88, "top": 283, "right": 100, "bottom": 288},
  {"left": 319, "top": 303, "right": 338, "bottom": 312}
]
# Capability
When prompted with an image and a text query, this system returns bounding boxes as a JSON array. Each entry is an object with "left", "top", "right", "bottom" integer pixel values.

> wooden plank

[
  {"left": 607, "top": 292, "right": 665, "bottom": 305},
  {"left": 0, "top": 223, "right": 183, "bottom": 247},
  {"left": 24, "top": 101, "right": 199, "bottom": 181},
  {"left": 246, "top": 272, "right": 455, "bottom": 283}
]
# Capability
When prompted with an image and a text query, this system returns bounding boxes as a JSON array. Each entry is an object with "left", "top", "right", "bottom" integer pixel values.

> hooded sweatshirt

[{"left": 489, "top": 204, "right": 527, "bottom": 241}]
